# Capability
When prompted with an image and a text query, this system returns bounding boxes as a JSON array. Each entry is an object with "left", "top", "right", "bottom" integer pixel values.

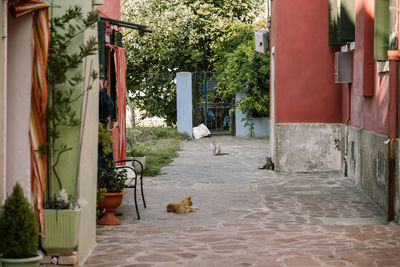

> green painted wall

[
  {"left": 52, "top": 0, "right": 99, "bottom": 264},
  {"left": 51, "top": 0, "right": 83, "bottom": 198}
]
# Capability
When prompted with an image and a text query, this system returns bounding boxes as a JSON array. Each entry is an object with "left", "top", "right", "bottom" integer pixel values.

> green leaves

[
  {"left": 98, "top": 165, "right": 127, "bottom": 193},
  {"left": 122, "top": 0, "right": 264, "bottom": 124},
  {"left": 214, "top": 22, "right": 270, "bottom": 133}
]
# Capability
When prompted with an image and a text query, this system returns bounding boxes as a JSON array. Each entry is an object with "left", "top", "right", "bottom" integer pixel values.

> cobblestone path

[{"left": 84, "top": 136, "right": 400, "bottom": 267}]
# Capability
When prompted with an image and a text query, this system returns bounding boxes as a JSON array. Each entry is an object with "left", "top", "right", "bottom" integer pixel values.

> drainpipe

[{"left": 387, "top": 50, "right": 398, "bottom": 222}]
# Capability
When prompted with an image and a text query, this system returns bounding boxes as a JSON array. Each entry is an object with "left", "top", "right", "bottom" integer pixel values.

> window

[
  {"left": 329, "top": 0, "right": 356, "bottom": 46},
  {"left": 374, "top": 0, "right": 397, "bottom": 60}
]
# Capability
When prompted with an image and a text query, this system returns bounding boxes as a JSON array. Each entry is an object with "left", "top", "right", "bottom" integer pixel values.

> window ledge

[
  {"left": 377, "top": 61, "right": 389, "bottom": 73},
  {"left": 340, "top": 42, "right": 355, "bottom": 52}
]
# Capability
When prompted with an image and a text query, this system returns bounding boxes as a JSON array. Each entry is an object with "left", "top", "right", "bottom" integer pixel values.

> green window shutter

[
  {"left": 374, "top": 0, "right": 389, "bottom": 60},
  {"left": 97, "top": 21, "right": 106, "bottom": 78},
  {"left": 329, "top": 0, "right": 339, "bottom": 46},
  {"left": 116, "top": 32, "right": 123, "bottom": 47},
  {"left": 329, "top": 0, "right": 355, "bottom": 46},
  {"left": 111, "top": 29, "right": 116, "bottom": 45},
  {"left": 339, "top": 0, "right": 355, "bottom": 42}
]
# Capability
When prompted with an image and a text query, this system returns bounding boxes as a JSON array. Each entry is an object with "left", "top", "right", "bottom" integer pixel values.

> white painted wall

[
  {"left": 235, "top": 93, "right": 270, "bottom": 137},
  {"left": 77, "top": 27, "right": 99, "bottom": 264},
  {"left": 176, "top": 72, "right": 193, "bottom": 137},
  {"left": 270, "top": 46, "right": 276, "bottom": 162},
  {"left": 0, "top": 0, "right": 7, "bottom": 203},
  {"left": 76, "top": 1, "right": 99, "bottom": 264},
  {"left": 6, "top": 13, "right": 33, "bottom": 200}
]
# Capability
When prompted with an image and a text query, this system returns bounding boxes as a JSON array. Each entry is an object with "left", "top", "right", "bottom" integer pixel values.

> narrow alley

[{"left": 84, "top": 137, "right": 400, "bottom": 267}]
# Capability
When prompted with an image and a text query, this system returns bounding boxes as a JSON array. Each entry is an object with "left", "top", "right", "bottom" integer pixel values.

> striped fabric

[
  {"left": 10, "top": 0, "right": 49, "bottom": 235},
  {"left": 111, "top": 46, "right": 127, "bottom": 162}
]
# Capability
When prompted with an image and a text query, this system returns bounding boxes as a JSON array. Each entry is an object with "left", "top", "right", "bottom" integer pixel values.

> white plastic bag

[{"left": 193, "top": 123, "right": 211, "bottom": 139}]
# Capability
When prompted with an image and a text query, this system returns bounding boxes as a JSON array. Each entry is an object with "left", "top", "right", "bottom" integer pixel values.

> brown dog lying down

[{"left": 167, "top": 196, "right": 198, "bottom": 214}]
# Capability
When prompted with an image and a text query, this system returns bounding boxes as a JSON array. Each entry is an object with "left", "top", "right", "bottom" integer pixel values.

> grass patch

[{"left": 126, "top": 127, "right": 190, "bottom": 176}]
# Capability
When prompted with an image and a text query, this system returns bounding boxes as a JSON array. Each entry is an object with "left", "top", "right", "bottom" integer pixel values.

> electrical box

[
  {"left": 255, "top": 30, "right": 269, "bottom": 54},
  {"left": 335, "top": 52, "right": 352, "bottom": 83}
]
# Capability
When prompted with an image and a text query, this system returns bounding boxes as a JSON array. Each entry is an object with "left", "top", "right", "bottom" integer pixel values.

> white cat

[{"left": 210, "top": 140, "right": 226, "bottom": 155}]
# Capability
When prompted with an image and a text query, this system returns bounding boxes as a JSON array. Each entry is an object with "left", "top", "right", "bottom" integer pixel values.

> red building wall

[
  {"left": 97, "top": 0, "right": 126, "bottom": 162},
  {"left": 97, "top": 0, "right": 121, "bottom": 20},
  {"left": 271, "top": 0, "right": 342, "bottom": 123},
  {"left": 342, "top": 0, "right": 389, "bottom": 135}
]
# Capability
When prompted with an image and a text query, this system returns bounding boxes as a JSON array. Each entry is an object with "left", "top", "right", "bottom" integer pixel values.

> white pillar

[
  {"left": 6, "top": 13, "right": 33, "bottom": 199},
  {"left": 176, "top": 72, "right": 193, "bottom": 137}
]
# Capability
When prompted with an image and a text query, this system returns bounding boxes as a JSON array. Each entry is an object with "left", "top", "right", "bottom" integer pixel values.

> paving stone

[
  {"left": 175, "top": 253, "right": 197, "bottom": 259},
  {"left": 282, "top": 256, "right": 320, "bottom": 266},
  {"left": 83, "top": 137, "right": 400, "bottom": 267},
  {"left": 136, "top": 254, "right": 178, "bottom": 262},
  {"left": 120, "top": 264, "right": 152, "bottom": 267}
]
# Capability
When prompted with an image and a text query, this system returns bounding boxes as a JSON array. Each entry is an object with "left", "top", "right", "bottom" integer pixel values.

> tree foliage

[
  {"left": 122, "top": 0, "right": 265, "bottom": 125},
  {"left": 214, "top": 22, "right": 269, "bottom": 134}
]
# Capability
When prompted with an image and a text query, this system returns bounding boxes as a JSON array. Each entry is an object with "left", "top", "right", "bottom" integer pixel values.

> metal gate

[{"left": 192, "top": 72, "right": 234, "bottom": 135}]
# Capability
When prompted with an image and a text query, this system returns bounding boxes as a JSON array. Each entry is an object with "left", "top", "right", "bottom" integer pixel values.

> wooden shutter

[
  {"left": 374, "top": 0, "right": 389, "bottom": 60},
  {"left": 329, "top": 0, "right": 339, "bottom": 46},
  {"left": 116, "top": 32, "right": 123, "bottom": 47},
  {"left": 329, "top": 0, "right": 355, "bottom": 46},
  {"left": 339, "top": 0, "right": 355, "bottom": 42},
  {"left": 98, "top": 21, "right": 106, "bottom": 78}
]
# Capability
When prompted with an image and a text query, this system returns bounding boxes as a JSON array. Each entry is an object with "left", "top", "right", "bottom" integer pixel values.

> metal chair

[{"left": 115, "top": 159, "right": 146, "bottom": 220}]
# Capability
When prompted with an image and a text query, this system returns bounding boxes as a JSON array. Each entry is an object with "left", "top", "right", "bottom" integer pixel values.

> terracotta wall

[{"left": 271, "top": 0, "right": 342, "bottom": 124}]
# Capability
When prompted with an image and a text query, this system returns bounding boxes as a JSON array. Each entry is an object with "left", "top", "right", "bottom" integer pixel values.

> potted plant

[
  {"left": 41, "top": 5, "right": 98, "bottom": 255},
  {"left": 97, "top": 162, "right": 127, "bottom": 225},
  {"left": 41, "top": 189, "right": 80, "bottom": 255},
  {"left": 0, "top": 183, "right": 42, "bottom": 267}
]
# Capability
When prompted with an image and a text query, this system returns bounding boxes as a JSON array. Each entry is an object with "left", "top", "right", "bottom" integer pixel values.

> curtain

[{"left": 111, "top": 45, "right": 126, "bottom": 162}]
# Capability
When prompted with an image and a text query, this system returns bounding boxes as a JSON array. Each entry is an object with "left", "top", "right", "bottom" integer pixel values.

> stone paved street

[{"left": 84, "top": 137, "right": 400, "bottom": 267}]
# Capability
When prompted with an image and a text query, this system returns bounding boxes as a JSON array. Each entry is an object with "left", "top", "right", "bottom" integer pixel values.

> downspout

[
  {"left": 343, "top": 44, "right": 352, "bottom": 178},
  {"left": 387, "top": 49, "right": 398, "bottom": 222},
  {"left": 344, "top": 82, "right": 352, "bottom": 177}
]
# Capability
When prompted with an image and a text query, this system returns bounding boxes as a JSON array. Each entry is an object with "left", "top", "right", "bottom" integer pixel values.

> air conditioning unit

[
  {"left": 335, "top": 52, "right": 352, "bottom": 83},
  {"left": 255, "top": 30, "right": 269, "bottom": 54}
]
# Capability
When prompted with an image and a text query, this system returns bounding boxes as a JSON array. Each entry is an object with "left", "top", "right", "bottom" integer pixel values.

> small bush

[{"left": 0, "top": 183, "right": 38, "bottom": 258}]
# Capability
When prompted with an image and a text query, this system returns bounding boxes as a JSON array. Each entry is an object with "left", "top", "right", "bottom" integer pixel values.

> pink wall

[
  {"left": 272, "top": 0, "right": 342, "bottom": 123},
  {"left": 97, "top": 0, "right": 120, "bottom": 20},
  {"left": 345, "top": 0, "right": 389, "bottom": 135}
]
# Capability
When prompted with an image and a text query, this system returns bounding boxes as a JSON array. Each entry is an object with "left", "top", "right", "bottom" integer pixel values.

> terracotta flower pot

[{"left": 97, "top": 192, "right": 125, "bottom": 225}]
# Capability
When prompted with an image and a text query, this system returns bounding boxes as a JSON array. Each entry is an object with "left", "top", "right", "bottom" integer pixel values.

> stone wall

[
  {"left": 342, "top": 126, "right": 393, "bottom": 219},
  {"left": 275, "top": 123, "right": 341, "bottom": 172}
]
